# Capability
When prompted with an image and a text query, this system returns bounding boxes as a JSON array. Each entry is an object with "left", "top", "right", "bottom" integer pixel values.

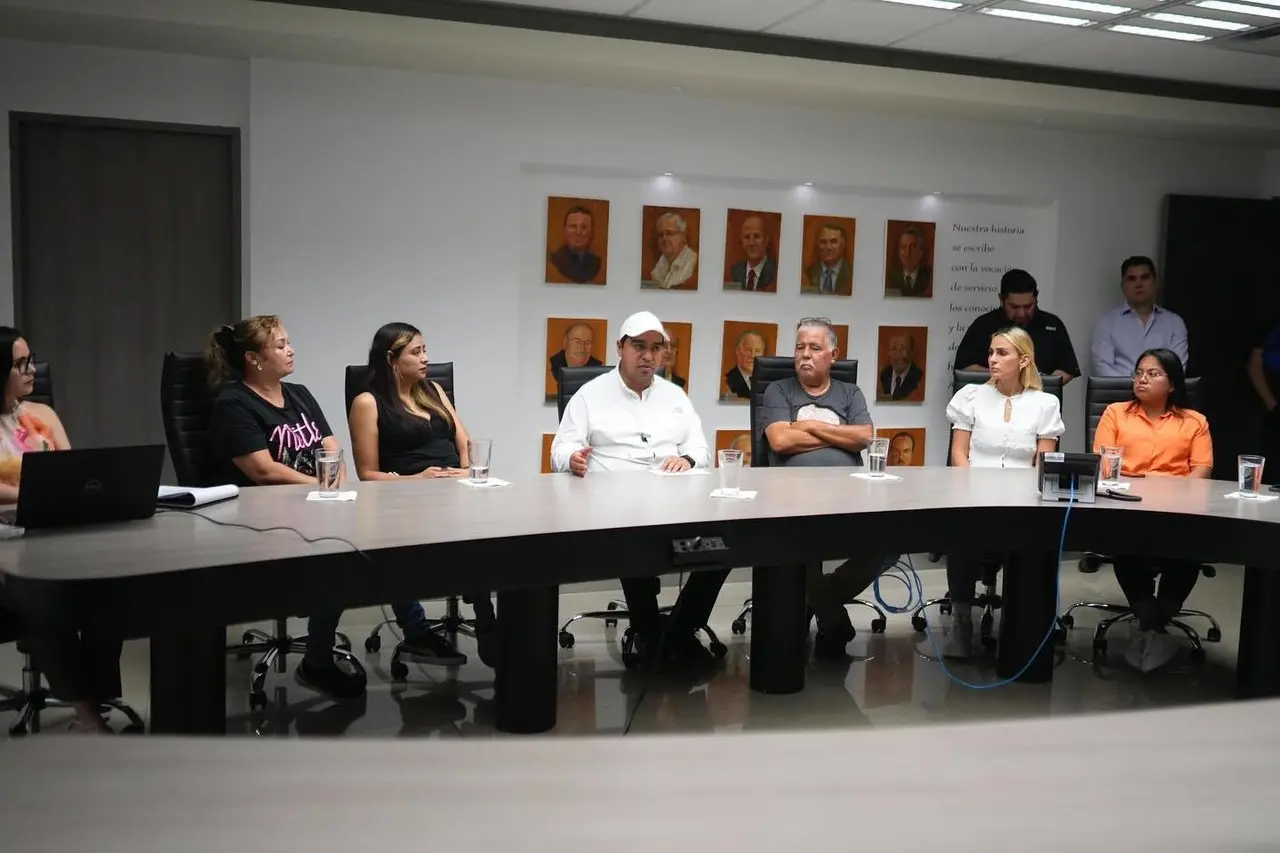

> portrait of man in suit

[
  {"left": 541, "top": 433, "right": 555, "bottom": 473},
  {"left": 876, "top": 326, "right": 928, "bottom": 403},
  {"left": 724, "top": 209, "right": 781, "bottom": 292},
  {"left": 877, "top": 427, "right": 925, "bottom": 466},
  {"left": 885, "top": 221, "right": 934, "bottom": 298},
  {"left": 641, "top": 206, "right": 700, "bottom": 290},
  {"left": 801, "top": 216, "right": 855, "bottom": 296},
  {"left": 656, "top": 322, "right": 691, "bottom": 392},
  {"left": 720, "top": 322, "right": 775, "bottom": 402},
  {"left": 545, "top": 317, "right": 607, "bottom": 401},
  {"left": 545, "top": 196, "right": 609, "bottom": 285},
  {"left": 715, "top": 430, "right": 753, "bottom": 467}
]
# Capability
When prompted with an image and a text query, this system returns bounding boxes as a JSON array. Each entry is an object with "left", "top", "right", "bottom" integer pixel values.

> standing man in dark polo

[
  {"left": 954, "top": 269, "right": 1080, "bottom": 384},
  {"left": 760, "top": 317, "right": 896, "bottom": 661}
]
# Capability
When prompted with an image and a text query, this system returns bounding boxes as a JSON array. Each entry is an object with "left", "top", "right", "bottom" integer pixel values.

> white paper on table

[
  {"left": 1099, "top": 480, "right": 1130, "bottom": 490},
  {"left": 710, "top": 488, "right": 757, "bottom": 499},
  {"left": 158, "top": 484, "right": 240, "bottom": 507},
  {"left": 649, "top": 468, "right": 709, "bottom": 476},
  {"left": 1224, "top": 491, "right": 1280, "bottom": 502},
  {"left": 306, "top": 490, "right": 358, "bottom": 502},
  {"left": 459, "top": 477, "right": 513, "bottom": 488},
  {"left": 850, "top": 472, "right": 902, "bottom": 481}
]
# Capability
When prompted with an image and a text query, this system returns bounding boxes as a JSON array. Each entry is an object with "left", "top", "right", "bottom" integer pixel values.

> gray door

[{"left": 11, "top": 114, "right": 240, "bottom": 480}]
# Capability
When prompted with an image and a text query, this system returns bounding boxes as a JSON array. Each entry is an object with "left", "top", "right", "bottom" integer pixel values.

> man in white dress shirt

[
  {"left": 1090, "top": 256, "right": 1189, "bottom": 377},
  {"left": 551, "top": 311, "right": 723, "bottom": 668},
  {"left": 647, "top": 212, "right": 698, "bottom": 289}
]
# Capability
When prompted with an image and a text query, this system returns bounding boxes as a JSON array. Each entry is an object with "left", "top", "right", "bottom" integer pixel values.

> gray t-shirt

[{"left": 760, "top": 377, "right": 872, "bottom": 467}]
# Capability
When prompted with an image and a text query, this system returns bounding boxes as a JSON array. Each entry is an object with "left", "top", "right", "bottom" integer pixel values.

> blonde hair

[
  {"left": 988, "top": 327, "right": 1042, "bottom": 391},
  {"left": 206, "top": 315, "right": 282, "bottom": 389}
]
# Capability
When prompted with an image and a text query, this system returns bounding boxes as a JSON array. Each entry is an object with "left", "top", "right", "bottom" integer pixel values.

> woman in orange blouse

[{"left": 1093, "top": 347, "right": 1212, "bottom": 672}]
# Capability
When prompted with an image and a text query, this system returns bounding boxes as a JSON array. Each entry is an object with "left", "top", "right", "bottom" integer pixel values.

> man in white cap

[{"left": 551, "top": 310, "right": 722, "bottom": 669}]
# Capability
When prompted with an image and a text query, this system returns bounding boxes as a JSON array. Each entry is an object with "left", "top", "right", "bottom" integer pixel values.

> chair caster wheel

[
  {"left": 1061, "top": 613, "right": 1075, "bottom": 629},
  {"left": 390, "top": 661, "right": 409, "bottom": 682},
  {"left": 709, "top": 642, "right": 728, "bottom": 659},
  {"left": 1078, "top": 557, "right": 1100, "bottom": 574},
  {"left": 871, "top": 618, "right": 887, "bottom": 634},
  {"left": 364, "top": 636, "right": 381, "bottom": 654},
  {"left": 730, "top": 618, "right": 747, "bottom": 635},
  {"left": 911, "top": 615, "right": 926, "bottom": 633},
  {"left": 1206, "top": 628, "right": 1221, "bottom": 643},
  {"left": 604, "top": 619, "right": 618, "bottom": 629},
  {"left": 558, "top": 631, "right": 575, "bottom": 649},
  {"left": 249, "top": 690, "right": 268, "bottom": 710},
  {"left": 939, "top": 601, "right": 952, "bottom": 616}
]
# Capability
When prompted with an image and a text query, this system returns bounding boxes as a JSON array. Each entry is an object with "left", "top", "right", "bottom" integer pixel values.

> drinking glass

[
  {"left": 1238, "top": 454, "right": 1265, "bottom": 498},
  {"left": 1100, "top": 445, "right": 1123, "bottom": 485},
  {"left": 867, "top": 437, "right": 889, "bottom": 476},
  {"left": 315, "top": 448, "right": 343, "bottom": 497},
  {"left": 469, "top": 439, "right": 493, "bottom": 484},
  {"left": 718, "top": 449, "right": 743, "bottom": 496}
]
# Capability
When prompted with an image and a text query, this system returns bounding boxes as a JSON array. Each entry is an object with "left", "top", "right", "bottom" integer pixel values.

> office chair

[
  {"left": 0, "top": 363, "right": 144, "bottom": 734},
  {"left": 161, "top": 352, "right": 357, "bottom": 708},
  {"left": 343, "top": 362, "right": 478, "bottom": 680},
  {"left": 913, "top": 370, "right": 1066, "bottom": 650},
  {"left": 729, "top": 356, "right": 890, "bottom": 640},
  {"left": 552, "top": 365, "right": 727, "bottom": 661},
  {"left": 1060, "top": 375, "right": 1221, "bottom": 661}
]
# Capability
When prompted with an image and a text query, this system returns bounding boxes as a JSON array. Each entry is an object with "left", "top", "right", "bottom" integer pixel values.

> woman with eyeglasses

[
  {"left": 0, "top": 326, "right": 125, "bottom": 732},
  {"left": 1093, "top": 347, "right": 1212, "bottom": 672}
]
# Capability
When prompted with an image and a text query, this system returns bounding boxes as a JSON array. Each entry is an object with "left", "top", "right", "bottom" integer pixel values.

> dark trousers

[
  {"left": 304, "top": 595, "right": 495, "bottom": 667},
  {"left": 1112, "top": 555, "right": 1201, "bottom": 630},
  {"left": 27, "top": 626, "right": 124, "bottom": 703},
  {"left": 620, "top": 570, "right": 730, "bottom": 641},
  {"left": 947, "top": 552, "right": 1000, "bottom": 606}
]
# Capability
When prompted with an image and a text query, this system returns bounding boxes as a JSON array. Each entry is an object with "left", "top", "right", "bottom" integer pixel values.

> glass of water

[
  {"left": 718, "top": 449, "right": 743, "bottom": 496},
  {"left": 315, "top": 448, "right": 343, "bottom": 497},
  {"left": 867, "top": 437, "right": 889, "bottom": 476},
  {"left": 1100, "top": 445, "right": 1123, "bottom": 485},
  {"left": 1238, "top": 454, "right": 1265, "bottom": 498},
  {"left": 469, "top": 439, "right": 493, "bottom": 485}
]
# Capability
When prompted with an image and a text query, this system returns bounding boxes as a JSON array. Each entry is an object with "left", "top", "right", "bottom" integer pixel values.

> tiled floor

[{"left": 0, "top": 556, "right": 1243, "bottom": 739}]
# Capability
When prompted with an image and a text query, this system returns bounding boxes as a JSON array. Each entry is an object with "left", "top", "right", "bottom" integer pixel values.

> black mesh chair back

[
  {"left": 947, "top": 370, "right": 1065, "bottom": 464},
  {"left": 344, "top": 363, "right": 456, "bottom": 415},
  {"left": 27, "top": 363, "right": 54, "bottom": 408},
  {"left": 556, "top": 365, "right": 614, "bottom": 421},
  {"left": 160, "top": 352, "right": 217, "bottom": 487},
  {"left": 749, "top": 356, "right": 859, "bottom": 468},
  {"left": 1085, "top": 375, "right": 1202, "bottom": 451}
]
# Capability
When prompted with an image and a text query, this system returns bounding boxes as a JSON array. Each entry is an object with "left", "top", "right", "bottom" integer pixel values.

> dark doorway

[{"left": 10, "top": 113, "right": 240, "bottom": 481}]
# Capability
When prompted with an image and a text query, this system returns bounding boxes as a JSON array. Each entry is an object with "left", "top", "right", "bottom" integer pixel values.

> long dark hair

[
  {"left": 365, "top": 322, "right": 452, "bottom": 429},
  {"left": 0, "top": 326, "right": 22, "bottom": 380},
  {"left": 1130, "top": 347, "right": 1189, "bottom": 414},
  {"left": 205, "top": 315, "right": 281, "bottom": 389}
]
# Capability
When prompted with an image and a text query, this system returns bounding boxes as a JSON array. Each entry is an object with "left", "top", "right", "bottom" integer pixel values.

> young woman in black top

[
  {"left": 205, "top": 316, "right": 458, "bottom": 698},
  {"left": 348, "top": 322, "right": 498, "bottom": 667}
]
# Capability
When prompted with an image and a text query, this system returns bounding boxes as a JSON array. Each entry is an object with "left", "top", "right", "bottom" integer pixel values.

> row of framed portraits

[
  {"left": 545, "top": 317, "right": 929, "bottom": 404},
  {"left": 545, "top": 196, "right": 935, "bottom": 298},
  {"left": 537, "top": 428, "right": 926, "bottom": 473}
]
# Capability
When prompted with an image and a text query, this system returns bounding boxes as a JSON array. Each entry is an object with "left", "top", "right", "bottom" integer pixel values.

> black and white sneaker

[{"left": 399, "top": 632, "right": 468, "bottom": 666}]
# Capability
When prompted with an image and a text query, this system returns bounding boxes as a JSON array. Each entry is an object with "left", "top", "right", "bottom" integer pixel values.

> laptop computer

[{"left": 1, "top": 444, "right": 166, "bottom": 529}]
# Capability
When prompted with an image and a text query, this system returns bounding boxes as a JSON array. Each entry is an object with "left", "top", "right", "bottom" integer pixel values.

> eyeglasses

[
  {"left": 1133, "top": 369, "right": 1166, "bottom": 381},
  {"left": 11, "top": 355, "right": 35, "bottom": 374}
]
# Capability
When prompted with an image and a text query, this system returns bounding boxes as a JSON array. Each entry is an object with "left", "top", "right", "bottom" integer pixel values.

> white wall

[
  {"left": 0, "top": 38, "right": 250, "bottom": 324},
  {"left": 248, "top": 58, "right": 1266, "bottom": 470}
]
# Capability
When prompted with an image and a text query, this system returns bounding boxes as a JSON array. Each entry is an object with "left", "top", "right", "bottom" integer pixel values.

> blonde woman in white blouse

[{"left": 941, "top": 326, "right": 1065, "bottom": 657}]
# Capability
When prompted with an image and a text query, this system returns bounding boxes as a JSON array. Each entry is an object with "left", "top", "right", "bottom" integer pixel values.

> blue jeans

[{"left": 304, "top": 601, "right": 431, "bottom": 667}]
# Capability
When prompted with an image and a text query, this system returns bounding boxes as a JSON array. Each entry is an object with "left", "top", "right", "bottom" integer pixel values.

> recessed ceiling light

[
  {"left": 1107, "top": 23, "right": 1212, "bottom": 39},
  {"left": 1192, "top": 0, "right": 1280, "bottom": 17},
  {"left": 932, "top": 191, "right": 943, "bottom": 195},
  {"left": 662, "top": 172, "right": 673, "bottom": 177},
  {"left": 979, "top": 8, "right": 1092, "bottom": 25},
  {"left": 1144, "top": 11, "right": 1250, "bottom": 29},
  {"left": 1023, "top": 0, "right": 1132, "bottom": 15},
  {"left": 803, "top": 181, "right": 814, "bottom": 187},
  {"left": 874, "top": 0, "right": 964, "bottom": 8}
]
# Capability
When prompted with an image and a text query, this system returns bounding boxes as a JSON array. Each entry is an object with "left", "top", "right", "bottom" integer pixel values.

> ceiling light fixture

[
  {"left": 1107, "top": 23, "right": 1212, "bottom": 39},
  {"left": 1143, "top": 11, "right": 1250, "bottom": 29},
  {"left": 1212, "top": 0, "right": 1280, "bottom": 7},
  {"left": 662, "top": 172, "right": 673, "bottom": 177},
  {"left": 1023, "top": 0, "right": 1132, "bottom": 15},
  {"left": 1192, "top": 0, "right": 1280, "bottom": 18},
  {"left": 979, "top": 8, "right": 1093, "bottom": 25},
  {"left": 803, "top": 181, "right": 814, "bottom": 186},
  {"left": 875, "top": 0, "right": 964, "bottom": 9}
]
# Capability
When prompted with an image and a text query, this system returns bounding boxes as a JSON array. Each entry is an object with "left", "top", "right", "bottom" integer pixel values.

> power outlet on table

[{"left": 670, "top": 536, "right": 730, "bottom": 567}]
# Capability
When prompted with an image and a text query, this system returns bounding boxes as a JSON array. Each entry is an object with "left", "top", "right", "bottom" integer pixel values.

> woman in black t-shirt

[{"left": 348, "top": 322, "right": 498, "bottom": 668}]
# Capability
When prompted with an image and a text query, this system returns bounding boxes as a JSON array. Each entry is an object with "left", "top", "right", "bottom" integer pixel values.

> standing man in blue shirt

[{"left": 1091, "top": 256, "right": 1189, "bottom": 377}]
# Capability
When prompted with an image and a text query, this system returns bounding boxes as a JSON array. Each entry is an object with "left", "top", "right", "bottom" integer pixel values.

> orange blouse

[
  {"left": 1092, "top": 402, "right": 1212, "bottom": 477},
  {"left": 0, "top": 404, "right": 59, "bottom": 486}
]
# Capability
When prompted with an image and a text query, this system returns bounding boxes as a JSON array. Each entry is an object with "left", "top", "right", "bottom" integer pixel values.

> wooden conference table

[
  {"left": 3, "top": 698, "right": 1279, "bottom": 849},
  {"left": 1, "top": 466, "right": 1278, "bottom": 735}
]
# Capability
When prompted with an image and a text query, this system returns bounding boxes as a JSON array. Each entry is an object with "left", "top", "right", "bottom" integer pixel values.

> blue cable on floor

[{"left": 871, "top": 479, "right": 1075, "bottom": 690}]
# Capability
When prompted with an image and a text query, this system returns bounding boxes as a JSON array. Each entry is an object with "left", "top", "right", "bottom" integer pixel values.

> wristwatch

[{"left": 681, "top": 454, "right": 696, "bottom": 468}]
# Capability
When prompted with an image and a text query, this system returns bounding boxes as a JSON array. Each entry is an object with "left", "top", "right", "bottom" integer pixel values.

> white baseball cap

[{"left": 616, "top": 311, "right": 668, "bottom": 344}]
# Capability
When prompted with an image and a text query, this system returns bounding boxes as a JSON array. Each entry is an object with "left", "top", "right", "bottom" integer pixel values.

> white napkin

[
  {"left": 459, "top": 477, "right": 513, "bottom": 488},
  {"left": 1224, "top": 491, "right": 1279, "bottom": 502},
  {"left": 649, "top": 468, "right": 709, "bottom": 476},
  {"left": 306, "top": 491, "right": 357, "bottom": 502},
  {"left": 711, "top": 489, "right": 757, "bottom": 499},
  {"left": 1100, "top": 480, "right": 1130, "bottom": 490},
  {"left": 850, "top": 472, "right": 902, "bottom": 481}
]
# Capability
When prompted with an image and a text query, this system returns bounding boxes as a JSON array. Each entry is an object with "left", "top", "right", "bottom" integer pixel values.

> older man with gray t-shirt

[{"left": 761, "top": 318, "right": 895, "bottom": 661}]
